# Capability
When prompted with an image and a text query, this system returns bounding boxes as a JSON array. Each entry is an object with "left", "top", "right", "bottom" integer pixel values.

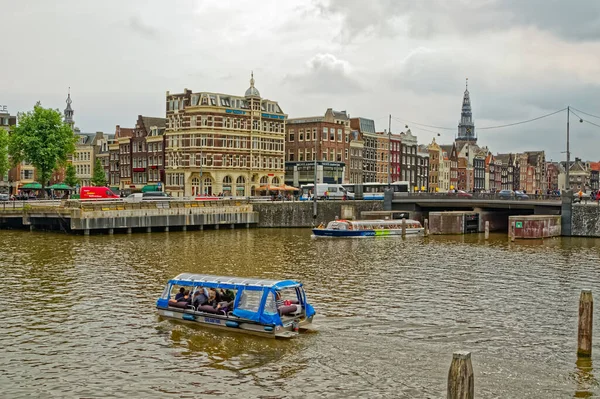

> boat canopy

[
  {"left": 168, "top": 273, "right": 302, "bottom": 291},
  {"left": 162, "top": 273, "right": 314, "bottom": 326}
]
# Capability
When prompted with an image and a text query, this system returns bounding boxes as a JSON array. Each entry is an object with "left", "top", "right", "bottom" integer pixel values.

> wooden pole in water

[
  {"left": 447, "top": 351, "right": 474, "bottom": 399},
  {"left": 578, "top": 289, "right": 593, "bottom": 357},
  {"left": 510, "top": 221, "right": 515, "bottom": 242},
  {"left": 424, "top": 218, "right": 429, "bottom": 237},
  {"left": 484, "top": 221, "right": 489, "bottom": 240},
  {"left": 401, "top": 218, "right": 406, "bottom": 237}
]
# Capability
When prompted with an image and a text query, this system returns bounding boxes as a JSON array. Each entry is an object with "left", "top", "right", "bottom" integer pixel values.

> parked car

[
  {"left": 498, "top": 189, "right": 514, "bottom": 199},
  {"left": 142, "top": 191, "right": 170, "bottom": 200},
  {"left": 514, "top": 190, "right": 529, "bottom": 200},
  {"left": 0, "top": 193, "right": 9, "bottom": 201},
  {"left": 447, "top": 190, "right": 473, "bottom": 198},
  {"left": 125, "top": 191, "right": 170, "bottom": 203}
]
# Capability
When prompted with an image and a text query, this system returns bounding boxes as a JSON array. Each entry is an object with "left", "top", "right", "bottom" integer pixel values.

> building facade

[
  {"left": 0, "top": 106, "right": 19, "bottom": 194},
  {"left": 428, "top": 139, "right": 441, "bottom": 192},
  {"left": 165, "top": 74, "right": 287, "bottom": 196},
  {"left": 350, "top": 117, "right": 377, "bottom": 183},
  {"left": 473, "top": 150, "right": 486, "bottom": 192},
  {"left": 400, "top": 129, "right": 418, "bottom": 189},
  {"left": 416, "top": 144, "right": 429, "bottom": 192},
  {"left": 376, "top": 133, "right": 390, "bottom": 183}
]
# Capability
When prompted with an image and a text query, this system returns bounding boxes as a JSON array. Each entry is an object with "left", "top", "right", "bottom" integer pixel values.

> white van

[{"left": 300, "top": 184, "right": 354, "bottom": 200}]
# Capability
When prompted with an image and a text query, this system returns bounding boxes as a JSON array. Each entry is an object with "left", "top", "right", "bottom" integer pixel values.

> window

[
  {"left": 238, "top": 289, "right": 263, "bottom": 312},
  {"left": 337, "top": 129, "right": 342, "bottom": 142},
  {"left": 322, "top": 127, "right": 328, "bottom": 141}
]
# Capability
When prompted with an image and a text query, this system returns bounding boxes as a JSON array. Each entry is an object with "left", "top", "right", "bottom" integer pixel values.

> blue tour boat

[{"left": 156, "top": 273, "right": 316, "bottom": 339}]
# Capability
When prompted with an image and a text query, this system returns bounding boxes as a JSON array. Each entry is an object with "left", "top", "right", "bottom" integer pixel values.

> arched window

[
  {"left": 271, "top": 176, "right": 280, "bottom": 185},
  {"left": 260, "top": 176, "right": 269, "bottom": 185},
  {"left": 222, "top": 176, "right": 233, "bottom": 196},
  {"left": 236, "top": 176, "right": 246, "bottom": 196}
]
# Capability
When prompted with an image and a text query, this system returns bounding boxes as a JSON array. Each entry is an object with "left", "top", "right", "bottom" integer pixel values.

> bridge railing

[{"left": 399, "top": 192, "right": 562, "bottom": 201}]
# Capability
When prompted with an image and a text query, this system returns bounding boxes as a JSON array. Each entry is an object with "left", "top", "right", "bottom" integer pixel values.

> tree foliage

[
  {"left": 0, "top": 129, "right": 9, "bottom": 180},
  {"left": 91, "top": 158, "right": 106, "bottom": 187},
  {"left": 64, "top": 163, "right": 79, "bottom": 187},
  {"left": 9, "top": 103, "right": 76, "bottom": 186}
]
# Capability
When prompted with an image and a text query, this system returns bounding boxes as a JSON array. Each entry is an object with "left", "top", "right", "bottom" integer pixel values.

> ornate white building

[{"left": 164, "top": 74, "right": 287, "bottom": 197}]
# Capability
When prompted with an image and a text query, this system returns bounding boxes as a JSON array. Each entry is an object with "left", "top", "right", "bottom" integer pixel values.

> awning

[
  {"left": 20, "top": 182, "right": 42, "bottom": 189},
  {"left": 141, "top": 185, "right": 161, "bottom": 193},
  {"left": 46, "top": 183, "right": 73, "bottom": 190}
]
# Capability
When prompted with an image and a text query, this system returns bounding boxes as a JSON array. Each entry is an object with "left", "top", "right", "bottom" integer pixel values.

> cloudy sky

[{"left": 3, "top": 0, "right": 600, "bottom": 161}]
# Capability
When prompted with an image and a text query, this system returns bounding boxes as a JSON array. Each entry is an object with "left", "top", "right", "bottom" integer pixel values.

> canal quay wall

[
  {"left": 0, "top": 200, "right": 384, "bottom": 233},
  {"left": 252, "top": 200, "right": 384, "bottom": 228},
  {"left": 571, "top": 203, "right": 600, "bottom": 237}
]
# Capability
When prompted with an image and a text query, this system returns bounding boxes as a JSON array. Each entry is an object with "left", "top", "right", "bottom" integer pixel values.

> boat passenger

[
  {"left": 174, "top": 287, "right": 185, "bottom": 301},
  {"left": 218, "top": 288, "right": 235, "bottom": 302},
  {"left": 192, "top": 290, "right": 208, "bottom": 308},
  {"left": 169, "top": 290, "right": 190, "bottom": 305}
]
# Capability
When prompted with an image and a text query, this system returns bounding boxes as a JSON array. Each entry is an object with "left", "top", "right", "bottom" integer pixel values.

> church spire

[
  {"left": 64, "top": 88, "right": 74, "bottom": 130},
  {"left": 457, "top": 78, "right": 476, "bottom": 143}
]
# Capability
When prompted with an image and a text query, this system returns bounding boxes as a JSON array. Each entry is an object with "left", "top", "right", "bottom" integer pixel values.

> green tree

[
  {"left": 64, "top": 163, "right": 79, "bottom": 187},
  {"left": 9, "top": 103, "right": 76, "bottom": 187},
  {"left": 0, "top": 129, "right": 9, "bottom": 181},
  {"left": 91, "top": 158, "right": 107, "bottom": 186}
]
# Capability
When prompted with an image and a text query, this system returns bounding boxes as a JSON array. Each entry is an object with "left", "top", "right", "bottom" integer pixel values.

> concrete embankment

[
  {"left": 252, "top": 200, "right": 384, "bottom": 228},
  {"left": 0, "top": 200, "right": 384, "bottom": 233}
]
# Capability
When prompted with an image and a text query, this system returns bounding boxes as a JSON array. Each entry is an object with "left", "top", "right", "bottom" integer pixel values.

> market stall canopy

[
  {"left": 276, "top": 184, "right": 299, "bottom": 191},
  {"left": 46, "top": 183, "right": 73, "bottom": 190},
  {"left": 20, "top": 182, "right": 42, "bottom": 190},
  {"left": 258, "top": 184, "right": 299, "bottom": 191}
]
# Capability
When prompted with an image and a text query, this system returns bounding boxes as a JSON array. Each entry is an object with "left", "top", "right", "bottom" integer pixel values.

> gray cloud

[
  {"left": 283, "top": 53, "right": 363, "bottom": 95},
  {"left": 129, "top": 16, "right": 159, "bottom": 39},
  {"left": 318, "top": 0, "right": 600, "bottom": 42}
]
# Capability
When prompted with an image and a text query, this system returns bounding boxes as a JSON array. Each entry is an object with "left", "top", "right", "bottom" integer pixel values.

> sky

[{"left": 2, "top": 0, "right": 600, "bottom": 161}]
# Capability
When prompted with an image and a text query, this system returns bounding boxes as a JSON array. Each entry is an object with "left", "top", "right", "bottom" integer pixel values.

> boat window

[
  {"left": 263, "top": 293, "right": 277, "bottom": 315},
  {"left": 237, "top": 289, "right": 263, "bottom": 312}
]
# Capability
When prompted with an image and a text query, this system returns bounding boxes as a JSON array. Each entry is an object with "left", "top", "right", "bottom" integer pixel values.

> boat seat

[
  {"left": 169, "top": 301, "right": 191, "bottom": 309},
  {"left": 279, "top": 305, "right": 298, "bottom": 316},
  {"left": 196, "top": 305, "right": 226, "bottom": 315}
]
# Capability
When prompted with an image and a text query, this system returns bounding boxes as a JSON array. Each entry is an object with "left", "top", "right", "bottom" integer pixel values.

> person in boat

[
  {"left": 192, "top": 289, "right": 208, "bottom": 308},
  {"left": 174, "top": 287, "right": 185, "bottom": 301},
  {"left": 169, "top": 290, "right": 190, "bottom": 304}
]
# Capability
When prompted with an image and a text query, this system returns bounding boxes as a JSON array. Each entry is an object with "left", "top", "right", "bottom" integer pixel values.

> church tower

[
  {"left": 64, "top": 88, "right": 74, "bottom": 130},
  {"left": 457, "top": 78, "right": 476, "bottom": 143}
]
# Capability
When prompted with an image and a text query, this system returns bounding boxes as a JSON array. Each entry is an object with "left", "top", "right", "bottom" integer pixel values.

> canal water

[{"left": 1, "top": 229, "right": 599, "bottom": 398}]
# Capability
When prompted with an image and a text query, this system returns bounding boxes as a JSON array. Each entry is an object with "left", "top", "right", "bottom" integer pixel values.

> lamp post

[
  {"left": 388, "top": 114, "right": 392, "bottom": 185},
  {"left": 313, "top": 129, "right": 318, "bottom": 222},
  {"left": 566, "top": 106, "right": 570, "bottom": 192}
]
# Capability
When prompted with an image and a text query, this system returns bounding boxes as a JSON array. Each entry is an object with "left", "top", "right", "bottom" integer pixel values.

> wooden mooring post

[
  {"left": 424, "top": 218, "right": 429, "bottom": 237},
  {"left": 484, "top": 221, "right": 489, "bottom": 240},
  {"left": 578, "top": 290, "right": 593, "bottom": 357},
  {"left": 447, "top": 351, "right": 474, "bottom": 399},
  {"left": 401, "top": 218, "right": 406, "bottom": 238},
  {"left": 510, "top": 221, "right": 515, "bottom": 242}
]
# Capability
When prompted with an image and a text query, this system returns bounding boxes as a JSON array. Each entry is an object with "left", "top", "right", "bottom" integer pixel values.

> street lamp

[{"left": 387, "top": 114, "right": 391, "bottom": 185}]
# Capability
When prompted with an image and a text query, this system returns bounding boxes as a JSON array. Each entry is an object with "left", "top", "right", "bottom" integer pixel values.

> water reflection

[
  {"left": 573, "top": 357, "right": 598, "bottom": 398},
  {"left": 1, "top": 229, "right": 600, "bottom": 398}
]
